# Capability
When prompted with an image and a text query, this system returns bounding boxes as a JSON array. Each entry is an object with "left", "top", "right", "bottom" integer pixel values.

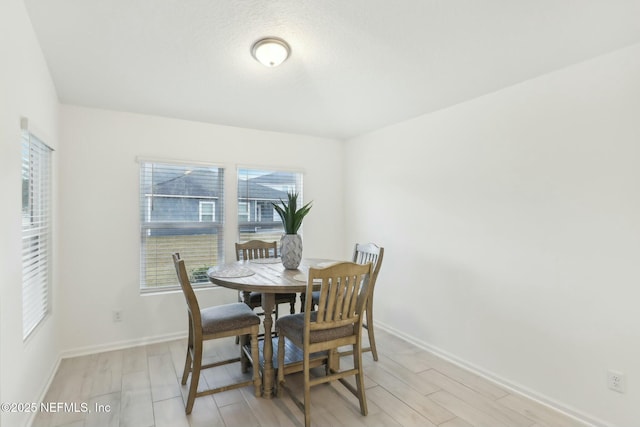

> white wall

[
  {"left": 344, "top": 43, "right": 640, "bottom": 427},
  {"left": 58, "top": 105, "right": 345, "bottom": 354},
  {"left": 0, "top": 1, "right": 61, "bottom": 426}
]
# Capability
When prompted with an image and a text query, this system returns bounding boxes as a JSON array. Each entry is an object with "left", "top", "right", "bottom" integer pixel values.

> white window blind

[
  {"left": 237, "top": 168, "right": 304, "bottom": 244},
  {"left": 140, "top": 161, "right": 224, "bottom": 290},
  {"left": 21, "top": 128, "right": 53, "bottom": 340}
]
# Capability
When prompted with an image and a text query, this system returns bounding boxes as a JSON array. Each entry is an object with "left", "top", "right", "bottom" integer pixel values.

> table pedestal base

[{"left": 245, "top": 336, "right": 338, "bottom": 398}]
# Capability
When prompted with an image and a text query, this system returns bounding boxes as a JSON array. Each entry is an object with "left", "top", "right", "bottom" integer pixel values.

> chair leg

[
  {"left": 353, "top": 342, "right": 368, "bottom": 416},
  {"left": 181, "top": 348, "right": 192, "bottom": 385},
  {"left": 235, "top": 293, "right": 241, "bottom": 345},
  {"left": 237, "top": 291, "right": 250, "bottom": 344},
  {"left": 289, "top": 297, "right": 295, "bottom": 314},
  {"left": 240, "top": 334, "right": 249, "bottom": 373},
  {"left": 185, "top": 341, "right": 203, "bottom": 414},
  {"left": 250, "top": 328, "right": 261, "bottom": 397},
  {"left": 277, "top": 332, "right": 285, "bottom": 397},
  {"left": 182, "top": 321, "right": 194, "bottom": 385},
  {"left": 366, "top": 303, "right": 378, "bottom": 361},
  {"left": 303, "top": 350, "right": 311, "bottom": 427},
  {"left": 325, "top": 349, "right": 335, "bottom": 376}
]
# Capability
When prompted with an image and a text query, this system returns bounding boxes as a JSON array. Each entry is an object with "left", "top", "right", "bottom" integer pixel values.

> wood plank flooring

[{"left": 32, "top": 329, "right": 587, "bottom": 427}]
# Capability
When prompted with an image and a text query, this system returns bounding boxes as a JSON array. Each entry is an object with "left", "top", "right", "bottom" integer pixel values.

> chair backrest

[
  {"left": 352, "top": 242, "right": 384, "bottom": 282},
  {"left": 235, "top": 240, "right": 278, "bottom": 261},
  {"left": 305, "top": 262, "right": 373, "bottom": 332},
  {"left": 172, "top": 253, "right": 201, "bottom": 328}
]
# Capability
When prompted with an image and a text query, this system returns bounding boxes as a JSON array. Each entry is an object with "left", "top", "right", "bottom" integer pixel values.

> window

[
  {"left": 199, "top": 201, "right": 215, "bottom": 222},
  {"left": 21, "top": 125, "right": 53, "bottom": 340},
  {"left": 237, "top": 168, "right": 304, "bottom": 243},
  {"left": 140, "top": 161, "right": 224, "bottom": 289},
  {"left": 238, "top": 201, "right": 249, "bottom": 222}
]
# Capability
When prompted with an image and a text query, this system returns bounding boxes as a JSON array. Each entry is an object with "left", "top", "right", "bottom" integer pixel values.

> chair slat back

[
  {"left": 172, "top": 253, "right": 201, "bottom": 327},
  {"left": 235, "top": 240, "right": 278, "bottom": 261},
  {"left": 352, "top": 242, "right": 384, "bottom": 280},
  {"left": 307, "top": 262, "right": 373, "bottom": 331}
]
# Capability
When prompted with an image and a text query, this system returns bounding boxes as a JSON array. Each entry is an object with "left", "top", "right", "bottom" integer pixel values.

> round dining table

[{"left": 207, "top": 258, "right": 337, "bottom": 398}]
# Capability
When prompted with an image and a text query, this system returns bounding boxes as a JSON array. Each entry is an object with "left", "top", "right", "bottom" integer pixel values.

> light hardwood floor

[{"left": 33, "top": 329, "right": 586, "bottom": 427}]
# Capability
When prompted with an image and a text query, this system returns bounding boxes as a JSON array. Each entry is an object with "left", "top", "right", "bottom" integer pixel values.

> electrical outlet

[
  {"left": 112, "top": 310, "right": 123, "bottom": 323},
  {"left": 607, "top": 370, "right": 626, "bottom": 393}
]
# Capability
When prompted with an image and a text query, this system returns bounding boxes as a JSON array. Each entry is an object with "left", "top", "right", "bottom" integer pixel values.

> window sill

[{"left": 140, "top": 283, "right": 220, "bottom": 296}]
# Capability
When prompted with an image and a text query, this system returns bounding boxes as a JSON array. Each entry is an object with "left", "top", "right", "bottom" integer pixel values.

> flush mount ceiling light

[{"left": 251, "top": 37, "right": 291, "bottom": 67}]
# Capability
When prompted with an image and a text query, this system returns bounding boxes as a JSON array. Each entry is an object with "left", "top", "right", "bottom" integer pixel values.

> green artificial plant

[{"left": 272, "top": 191, "right": 312, "bottom": 235}]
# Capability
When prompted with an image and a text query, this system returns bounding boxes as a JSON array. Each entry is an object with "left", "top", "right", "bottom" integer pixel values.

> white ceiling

[{"left": 24, "top": 0, "right": 640, "bottom": 139}]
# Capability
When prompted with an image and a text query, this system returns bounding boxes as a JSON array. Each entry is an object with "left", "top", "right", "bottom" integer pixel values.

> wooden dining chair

[
  {"left": 235, "top": 240, "right": 297, "bottom": 318},
  {"left": 172, "top": 253, "right": 261, "bottom": 414},
  {"left": 276, "top": 261, "right": 374, "bottom": 427},
  {"left": 310, "top": 243, "right": 384, "bottom": 361}
]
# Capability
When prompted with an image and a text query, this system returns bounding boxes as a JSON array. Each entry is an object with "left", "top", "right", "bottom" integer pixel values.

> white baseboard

[
  {"left": 60, "top": 331, "right": 188, "bottom": 359},
  {"left": 375, "top": 321, "right": 610, "bottom": 427}
]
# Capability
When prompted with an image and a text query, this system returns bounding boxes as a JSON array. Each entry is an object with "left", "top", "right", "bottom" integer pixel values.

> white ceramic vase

[{"left": 280, "top": 234, "right": 302, "bottom": 269}]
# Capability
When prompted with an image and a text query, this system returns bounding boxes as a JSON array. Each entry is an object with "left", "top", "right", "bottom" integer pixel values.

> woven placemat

[
  {"left": 293, "top": 274, "right": 322, "bottom": 283},
  {"left": 249, "top": 258, "right": 281, "bottom": 264},
  {"left": 208, "top": 266, "right": 255, "bottom": 278},
  {"left": 316, "top": 261, "right": 338, "bottom": 268}
]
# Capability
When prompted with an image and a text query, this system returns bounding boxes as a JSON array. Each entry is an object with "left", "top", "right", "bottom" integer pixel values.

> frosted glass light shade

[{"left": 251, "top": 38, "right": 291, "bottom": 67}]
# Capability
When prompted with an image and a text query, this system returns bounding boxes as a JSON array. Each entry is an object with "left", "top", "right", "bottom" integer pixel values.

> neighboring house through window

[
  {"left": 21, "top": 121, "right": 53, "bottom": 340},
  {"left": 139, "top": 160, "right": 224, "bottom": 289},
  {"left": 237, "top": 168, "right": 304, "bottom": 244}
]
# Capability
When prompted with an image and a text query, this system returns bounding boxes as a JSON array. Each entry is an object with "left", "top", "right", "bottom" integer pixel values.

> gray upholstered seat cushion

[
  {"left": 201, "top": 303, "right": 260, "bottom": 334},
  {"left": 276, "top": 312, "right": 354, "bottom": 344}
]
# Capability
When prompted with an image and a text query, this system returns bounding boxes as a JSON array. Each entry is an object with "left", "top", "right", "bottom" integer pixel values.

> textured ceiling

[{"left": 24, "top": 0, "right": 640, "bottom": 139}]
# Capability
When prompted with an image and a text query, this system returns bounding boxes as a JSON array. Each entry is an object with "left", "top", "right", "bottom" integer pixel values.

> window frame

[
  {"left": 21, "top": 120, "right": 53, "bottom": 341},
  {"left": 138, "top": 159, "right": 225, "bottom": 292}
]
